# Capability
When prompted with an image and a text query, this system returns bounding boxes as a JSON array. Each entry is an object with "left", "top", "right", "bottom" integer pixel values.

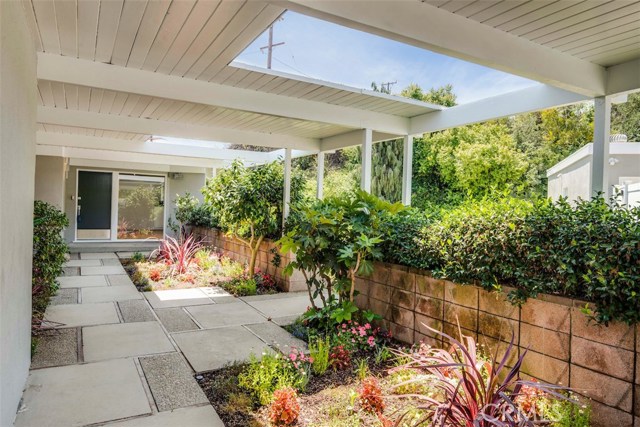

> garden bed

[{"left": 121, "top": 248, "right": 280, "bottom": 297}]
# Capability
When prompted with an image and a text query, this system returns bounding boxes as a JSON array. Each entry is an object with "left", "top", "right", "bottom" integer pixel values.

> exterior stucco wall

[
  {"left": 0, "top": 2, "right": 37, "bottom": 425},
  {"left": 547, "top": 156, "right": 592, "bottom": 201},
  {"left": 34, "top": 155, "right": 65, "bottom": 209}
]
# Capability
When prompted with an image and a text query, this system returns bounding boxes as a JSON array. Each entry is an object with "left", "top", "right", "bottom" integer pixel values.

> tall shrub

[
  {"left": 33, "top": 201, "right": 69, "bottom": 310},
  {"left": 202, "top": 160, "right": 303, "bottom": 276}
]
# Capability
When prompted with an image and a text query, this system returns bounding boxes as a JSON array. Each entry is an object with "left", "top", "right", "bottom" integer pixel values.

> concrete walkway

[{"left": 15, "top": 252, "right": 309, "bottom": 427}]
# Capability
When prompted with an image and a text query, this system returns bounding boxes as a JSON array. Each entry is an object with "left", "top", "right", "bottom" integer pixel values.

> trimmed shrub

[{"left": 33, "top": 200, "right": 69, "bottom": 311}]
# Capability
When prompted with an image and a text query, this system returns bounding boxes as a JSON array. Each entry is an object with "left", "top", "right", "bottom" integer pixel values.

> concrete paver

[
  {"left": 108, "top": 274, "right": 135, "bottom": 286},
  {"left": 173, "top": 326, "right": 271, "bottom": 372},
  {"left": 14, "top": 358, "right": 151, "bottom": 427},
  {"left": 80, "top": 252, "right": 119, "bottom": 259},
  {"left": 81, "top": 265, "right": 126, "bottom": 276},
  {"left": 139, "top": 353, "right": 209, "bottom": 411},
  {"left": 100, "top": 406, "right": 223, "bottom": 427},
  {"left": 144, "top": 288, "right": 213, "bottom": 309},
  {"left": 81, "top": 285, "right": 142, "bottom": 303},
  {"left": 83, "top": 321, "right": 175, "bottom": 362},
  {"left": 186, "top": 302, "right": 267, "bottom": 329},
  {"left": 44, "top": 302, "right": 120, "bottom": 328},
  {"left": 118, "top": 300, "right": 156, "bottom": 323},
  {"left": 155, "top": 308, "right": 199, "bottom": 332},
  {"left": 245, "top": 293, "right": 312, "bottom": 318},
  {"left": 64, "top": 259, "right": 102, "bottom": 267},
  {"left": 245, "top": 322, "right": 308, "bottom": 354},
  {"left": 49, "top": 288, "right": 78, "bottom": 305},
  {"left": 58, "top": 275, "right": 108, "bottom": 288},
  {"left": 30, "top": 329, "right": 78, "bottom": 369}
]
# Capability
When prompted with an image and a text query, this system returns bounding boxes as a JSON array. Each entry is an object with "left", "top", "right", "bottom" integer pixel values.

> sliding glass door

[{"left": 117, "top": 175, "right": 165, "bottom": 240}]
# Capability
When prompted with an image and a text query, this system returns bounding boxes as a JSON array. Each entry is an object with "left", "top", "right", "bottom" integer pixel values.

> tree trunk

[{"left": 247, "top": 235, "right": 264, "bottom": 276}]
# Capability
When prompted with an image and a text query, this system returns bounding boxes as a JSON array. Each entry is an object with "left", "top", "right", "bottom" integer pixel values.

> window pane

[{"left": 117, "top": 179, "right": 164, "bottom": 240}]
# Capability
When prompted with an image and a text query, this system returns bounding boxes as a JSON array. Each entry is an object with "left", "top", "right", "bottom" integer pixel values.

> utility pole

[
  {"left": 380, "top": 80, "right": 397, "bottom": 94},
  {"left": 260, "top": 24, "right": 284, "bottom": 69}
]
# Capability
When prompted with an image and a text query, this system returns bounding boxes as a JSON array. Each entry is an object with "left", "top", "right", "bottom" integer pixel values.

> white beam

[
  {"left": 316, "top": 152, "right": 324, "bottom": 199},
  {"left": 402, "top": 135, "right": 413, "bottom": 206},
  {"left": 320, "top": 130, "right": 401, "bottom": 151},
  {"left": 37, "top": 132, "right": 278, "bottom": 163},
  {"left": 282, "top": 0, "right": 606, "bottom": 97},
  {"left": 591, "top": 96, "right": 612, "bottom": 198},
  {"left": 37, "top": 106, "right": 319, "bottom": 151},
  {"left": 38, "top": 53, "right": 409, "bottom": 135},
  {"left": 283, "top": 147, "right": 292, "bottom": 227},
  {"left": 410, "top": 85, "right": 589, "bottom": 135},
  {"left": 606, "top": 58, "right": 640, "bottom": 96},
  {"left": 360, "top": 128, "right": 372, "bottom": 192},
  {"left": 36, "top": 145, "right": 224, "bottom": 169}
]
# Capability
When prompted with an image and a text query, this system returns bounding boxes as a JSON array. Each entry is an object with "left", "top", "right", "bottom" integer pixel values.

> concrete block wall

[
  {"left": 191, "top": 227, "right": 306, "bottom": 292},
  {"left": 355, "top": 261, "right": 639, "bottom": 427}
]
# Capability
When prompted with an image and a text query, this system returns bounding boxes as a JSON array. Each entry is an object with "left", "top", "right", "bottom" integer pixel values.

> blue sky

[{"left": 235, "top": 12, "right": 539, "bottom": 105}]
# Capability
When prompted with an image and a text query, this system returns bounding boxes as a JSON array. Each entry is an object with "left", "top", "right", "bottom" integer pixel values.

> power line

[{"left": 260, "top": 22, "right": 285, "bottom": 69}]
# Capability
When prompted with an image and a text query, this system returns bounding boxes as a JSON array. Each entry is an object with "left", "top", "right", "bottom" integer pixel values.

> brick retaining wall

[
  {"left": 354, "top": 261, "right": 639, "bottom": 427},
  {"left": 191, "top": 227, "right": 306, "bottom": 292}
]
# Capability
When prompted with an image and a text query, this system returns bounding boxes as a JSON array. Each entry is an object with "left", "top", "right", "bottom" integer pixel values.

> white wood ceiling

[
  {"left": 423, "top": 0, "right": 640, "bottom": 67},
  {"left": 36, "top": 122, "right": 148, "bottom": 142}
]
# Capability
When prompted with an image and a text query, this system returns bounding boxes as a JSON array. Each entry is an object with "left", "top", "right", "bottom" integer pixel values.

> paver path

[{"left": 15, "top": 251, "right": 309, "bottom": 427}]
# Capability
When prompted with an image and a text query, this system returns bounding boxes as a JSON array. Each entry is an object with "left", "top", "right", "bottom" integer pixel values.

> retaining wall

[{"left": 354, "top": 261, "right": 639, "bottom": 427}]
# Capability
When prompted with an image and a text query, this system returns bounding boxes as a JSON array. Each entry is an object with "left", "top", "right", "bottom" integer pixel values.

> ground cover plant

[{"left": 123, "top": 239, "right": 278, "bottom": 296}]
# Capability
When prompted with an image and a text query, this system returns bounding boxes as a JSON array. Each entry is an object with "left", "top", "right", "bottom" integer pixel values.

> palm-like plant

[
  {"left": 392, "top": 326, "right": 570, "bottom": 426},
  {"left": 152, "top": 233, "right": 203, "bottom": 276}
]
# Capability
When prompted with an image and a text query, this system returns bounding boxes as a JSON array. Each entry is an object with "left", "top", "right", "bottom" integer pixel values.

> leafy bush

[
  {"left": 269, "top": 387, "right": 300, "bottom": 426},
  {"left": 173, "top": 193, "right": 216, "bottom": 229},
  {"left": 219, "top": 277, "right": 257, "bottom": 296},
  {"left": 152, "top": 234, "right": 203, "bottom": 275},
  {"left": 309, "top": 336, "right": 331, "bottom": 375},
  {"left": 381, "top": 209, "right": 437, "bottom": 270},
  {"left": 33, "top": 200, "right": 69, "bottom": 309},
  {"left": 357, "top": 377, "right": 385, "bottom": 415},
  {"left": 329, "top": 344, "right": 351, "bottom": 370},
  {"left": 238, "top": 352, "right": 306, "bottom": 405}
]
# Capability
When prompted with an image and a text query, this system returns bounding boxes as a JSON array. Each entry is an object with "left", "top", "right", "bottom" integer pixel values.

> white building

[{"left": 547, "top": 139, "right": 640, "bottom": 207}]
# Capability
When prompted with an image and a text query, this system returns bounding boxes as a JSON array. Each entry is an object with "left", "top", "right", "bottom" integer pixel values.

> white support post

[
  {"left": 401, "top": 135, "right": 414, "bottom": 206},
  {"left": 316, "top": 152, "right": 325, "bottom": 199},
  {"left": 283, "top": 148, "right": 292, "bottom": 229},
  {"left": 591, "top": 96, "right": 611, "bottom": 198},
  {"left": 361, "top": 128, "right": 373, "bottom": 193}
]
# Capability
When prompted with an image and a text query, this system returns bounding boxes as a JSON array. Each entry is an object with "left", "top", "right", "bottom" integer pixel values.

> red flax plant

[
  {"left": 152, "top": 233, "right": 203, "bottom": 276},
  {"left": 391, "top": 325, "right": 570, "bottom": 427}
]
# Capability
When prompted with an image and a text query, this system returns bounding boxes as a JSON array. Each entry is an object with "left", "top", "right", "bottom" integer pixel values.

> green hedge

[
  {"left": 383, "top": 196, "right": 640, "bottom": 325},
  {"left": 33, "top": 201, "right": 69, "bottom": 311}
]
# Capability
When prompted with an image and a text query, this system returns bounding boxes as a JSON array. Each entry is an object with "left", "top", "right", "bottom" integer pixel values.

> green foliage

[
  {"left": 203, "top": 160, "right": 303, "bottom": 275},
  {"left": 33, "top": 200, "right": 69, "bottom": 308},
  {"left": 238, "top": 352, "right": 306, "bottom": 406},
  {"left": 280, "top": 191, "right": 404, "bottom": 309},
  {"left": 172, "top": 193, "right": 216, "bottom": 232},
  {"left": 308, "top": 335, "right": 331, "bottom": 375},
  {"left": 611, "top": 92, "right": 640, "bottom": 141},
  {"left": 131, "top": 251, "right": 145, "bottom": 262},
  {"left": 354, "top": 359, "right": 370, "bottom": 380},
  {"left": 381, "top": 208, "right": 437, "bottom": 270},
  {"left": 542, "top": 396, "right": 591, "bottom": 427},
  {"left": 219, "top": 277, "right": 257, "bottom": 297},
  {"left": 400, "top": 83, "right": 457, "bottom": 107},
  {"left": 371, "top": 138, "right": 403, "bottom": 202}
]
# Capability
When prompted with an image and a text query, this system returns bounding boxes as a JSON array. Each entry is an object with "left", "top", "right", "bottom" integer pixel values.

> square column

[
  {"left": 283, "top": 148, "right": 292, "bottom": 228},
  {"left": 401, "top": 135, "right": 414, "bottom": 206},
  {"left": 591, "top": 96, "right": 611, "bottom": 198},
  {"left": 360, "top": 128, "right": 373, "bottom": 192},
  {"left": 316, "top": 152, "right": 324, "bottom": 199}
]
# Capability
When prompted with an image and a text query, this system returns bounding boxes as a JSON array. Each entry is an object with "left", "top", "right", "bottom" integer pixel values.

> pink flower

[
  {"left": 368, "top": 336, "right": 375, "bottom": 347},
  {"left": 359, "top": 328, "right": 367, "bottom": 337},
  {"left": 365, "top": 323, "right": 371, "bottom": 329},
  {"left": 289, "top": 353, "right": 297, "bottom": 362}
]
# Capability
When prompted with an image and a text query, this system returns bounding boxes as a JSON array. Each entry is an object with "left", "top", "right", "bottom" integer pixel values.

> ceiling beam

[
  {"left": 320, "top": 130, "right": 404, "bottom": 151},
  {"left": 37, "top": 53, "right": 409, "bottom": 135},
  {"left": 410, "top": 85, "right": 589, "bottom": 135},
  {"left": 606, "top": 58, "right": 640, "bottom": 96},
  {"left": 36, "top": 132, "right": 278, "bottom": 163},
  {"left": 280, "top": 0, "right": 607, "bottom": 97},
  {"left": 37, "top": 107, "right": 320, "bottom": 151}
]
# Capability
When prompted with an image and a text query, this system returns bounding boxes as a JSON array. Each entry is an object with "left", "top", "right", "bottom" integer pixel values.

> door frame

[{"left": 74, "top": 168, "right": 168, "bottom": 242}]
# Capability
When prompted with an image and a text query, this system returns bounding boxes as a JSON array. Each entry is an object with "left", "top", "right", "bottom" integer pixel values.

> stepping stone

[
  {"left": 101, "top": 258, "right": 124, "bottom": 266},
  {"left": 80, "top": 252, "right": 118, "bottom": 259},
  {"left": 82, "top": 286, "right": 142, "bottom": 303},
  {"left": 99, "top": 406, "right": 223, "bottom": 427},
  {"left": 64, "top": 259, "right": 102, "bottom": 267},
  {"left": 83, "top": 321, "right": 174, "bottom": 362},
  {"left": 118, "top": 300, "right": 155, "bottom": 323},
  {"left": 81, "top": 265, "right": 126, "bottom": 276},
  {"left": 245, "top": 294, "right": 311, "bottom": 318},
  {"left": 139, "top": 353, "right": 209, "bottom": 411},
  {"left": 144, "top": 288, "right": 213, "bottom": 309},
  {"left": 31, "top": 328, "right": 78, "bottom": 369},
  {"left": 108, "top": 274, "right": 135, "bottom": 287},
  {"left": 68, "top": 253, "right": 80, "bottom": 260},
  {"left": 44, "top": 303, "right": 119, "bottom": 328},
  {"left": 200, "top": 286, "right": 235, "bottom": 303},
  {"left": 117, "top": 251, "right": 153, "bottom": 259},
  {"left": 272, "top": 315, "right": 300, "bottom": 326},
  {"left": 14, "top": 358, "right": 151, "bottom": 427},
  {"left": 61, "top": 267, "right": 79, "bottom": 276},
  {"left": 245, "top": 322, "right": 308, "bottom": 354},
  {"left": 49, "top": 288, "right": 78, "bottom": 305},
  {"left": 173, "top": 326, "right": 270, "bottom": 372},
  {"left": 186, "top": 302, "right": 266, "bottom": 329},
  {"left": 156, "top": 308, "right": 199, "bottom": 332},
  {"left": 58, "top": 275, "right": 108, "bottom": 288}
]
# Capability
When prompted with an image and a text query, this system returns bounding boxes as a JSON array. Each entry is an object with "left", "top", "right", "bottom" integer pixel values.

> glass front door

[{"left": 117, "top": 175, "right": 165, "bottom": 240}]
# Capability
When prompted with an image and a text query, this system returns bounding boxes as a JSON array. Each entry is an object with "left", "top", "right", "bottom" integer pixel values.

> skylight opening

[{"left": 235, "top": 11, "right": 539, "bottom": 105}]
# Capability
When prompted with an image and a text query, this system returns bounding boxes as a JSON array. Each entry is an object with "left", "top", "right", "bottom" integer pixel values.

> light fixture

[{"left": 609, "top": 157, "right": 620, "bottom": 166}]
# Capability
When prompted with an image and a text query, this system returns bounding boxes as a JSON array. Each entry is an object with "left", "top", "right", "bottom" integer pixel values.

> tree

[
  {"left": 400, "top": 83, "right": 457, "bottom": 107},
  {"left": 611, "top": 92, "right": 640, "bottom": 141},
  {"left": 202, "top": 160, "right": 303, "bottom": 275}
]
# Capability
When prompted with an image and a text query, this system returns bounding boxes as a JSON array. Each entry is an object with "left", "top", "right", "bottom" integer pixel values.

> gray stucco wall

[
  {"left": 63, "top": 166, "right": 205, "bottom": 242},
  {"left": 0, "top": 2, "right": 37, "bottom": 425},
  {"left": 35, "top": 155, "right": 66, "bottom": 209}
]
